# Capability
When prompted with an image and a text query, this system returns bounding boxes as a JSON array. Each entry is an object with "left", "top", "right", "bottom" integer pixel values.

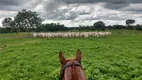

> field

[{"left": 0, "top": 30, "right": 142, "bottom": 80}]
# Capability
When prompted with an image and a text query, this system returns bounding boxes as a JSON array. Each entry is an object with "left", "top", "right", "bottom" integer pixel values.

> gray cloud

[
  {"left": 0, "top": 0, "right": 142, "bottom": 11},
  {"left": 40, "top": 0, "right": 142, "bottom": 21},
  {"left": 42, "top": 7, "right": 78, "bottom": 20},
  {"left": 55, "top": 0, "right": 129, "bottom": 4},
  {"left": 104, "top": 3, "right": 129, "bottom": 9},
  {"left": 54, "top": 0, "right": 142, "bottom": 10},
  {"left": 0, "top": 0, "right": 30, "bottom": 11},
  {"left": 57, "top": 0, "right": 142, "bottom": 4},
  {"left": 0, "top": 0, "right": 142, "bottom": 27},
  {"left": 0, "top": 0, "right": 22, "bottom": 5},
  {"left": 121, "top": 3, "right": 142, "bottom": 13}
]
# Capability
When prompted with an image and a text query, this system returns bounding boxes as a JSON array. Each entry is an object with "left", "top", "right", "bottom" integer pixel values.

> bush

[
  {"left": 135, "top": 25, "right": 142, "bottom": 30},
  {"left": 0, "top": 27, "right": 11, "bottom": 33}
]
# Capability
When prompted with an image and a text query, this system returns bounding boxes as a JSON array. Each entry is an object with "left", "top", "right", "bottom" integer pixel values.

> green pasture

[{"left": 0, "top": 30, "right": 142, "bottom": 80}]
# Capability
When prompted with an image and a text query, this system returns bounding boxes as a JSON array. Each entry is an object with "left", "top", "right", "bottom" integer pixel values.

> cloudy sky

[{"left": 0, "top": 0, "right": 142, "bottom": 27}]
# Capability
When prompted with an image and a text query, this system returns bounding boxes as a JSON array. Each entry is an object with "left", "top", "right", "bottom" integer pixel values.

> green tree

[
  {"left": 13, "top": 9, "right": 43, "bottom": 35},
  {"left": 93, "top": 21, "right": 105, "bottom": 30},
  {"left": 2, "top": 17, "right": 12, "bottom": 28},
  {"left": 126, "top": 19, "right": 135, "bottom": 26}
]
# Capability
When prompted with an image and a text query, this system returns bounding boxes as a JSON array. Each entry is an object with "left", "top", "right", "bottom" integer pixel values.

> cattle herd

[{"left": 33, "top": 32, "right": 112, "bottom": 38}]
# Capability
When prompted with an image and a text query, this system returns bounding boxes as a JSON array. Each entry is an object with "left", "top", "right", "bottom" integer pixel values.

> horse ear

[
  {"left": 76, "top": 49, "right": 82, "bottom": 63},
  {"left": 59, "top": 51, "right": 66, "bottom": 64}
]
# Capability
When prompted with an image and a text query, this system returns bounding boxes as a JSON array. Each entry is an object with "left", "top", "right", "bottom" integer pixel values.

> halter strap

[{"left": 60, "top": 61, "right": 82, "bottom": 80}]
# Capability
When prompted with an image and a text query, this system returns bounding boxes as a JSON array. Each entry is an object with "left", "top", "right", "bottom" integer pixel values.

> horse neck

[{"left": 63, "top": 65, "right": 86, "bottom": 80}]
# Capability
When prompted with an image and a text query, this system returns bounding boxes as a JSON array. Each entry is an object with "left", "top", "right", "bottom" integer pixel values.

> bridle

[{"left": 59, "top": 61, "right": 82, "bottom": 80}]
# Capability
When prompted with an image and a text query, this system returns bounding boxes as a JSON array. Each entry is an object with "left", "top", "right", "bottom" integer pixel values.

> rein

[{"left": 59, "top": 61, "right": 82, "bottom": 80}]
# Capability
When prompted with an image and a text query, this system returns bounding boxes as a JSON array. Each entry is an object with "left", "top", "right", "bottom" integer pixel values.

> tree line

[{"left": 0, "top": 9, "right": 142, "bottom": 33}]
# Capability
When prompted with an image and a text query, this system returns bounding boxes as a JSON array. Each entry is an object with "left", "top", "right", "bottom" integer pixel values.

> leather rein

[{"left": 59, "top": 61, "right": 82, "bottom": 80}]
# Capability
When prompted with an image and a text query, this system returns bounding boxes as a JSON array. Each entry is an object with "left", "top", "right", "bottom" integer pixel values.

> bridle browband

[{"left": 59, "top": 61, "right": 82, "bottom": 80}]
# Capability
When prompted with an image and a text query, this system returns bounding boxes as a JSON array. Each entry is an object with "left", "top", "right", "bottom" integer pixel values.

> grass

[{"left": 0, "top": 30, "right": 142, "bottom": 80}]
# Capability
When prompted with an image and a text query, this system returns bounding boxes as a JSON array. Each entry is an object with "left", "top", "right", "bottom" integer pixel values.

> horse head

[{"left": 59, "top": 49, "right": 86, "bottom": 80}]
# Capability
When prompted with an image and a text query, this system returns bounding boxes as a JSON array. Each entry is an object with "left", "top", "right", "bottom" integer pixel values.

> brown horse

[{"left": 59, "top": 49, "right": 86, "bottom": 80}]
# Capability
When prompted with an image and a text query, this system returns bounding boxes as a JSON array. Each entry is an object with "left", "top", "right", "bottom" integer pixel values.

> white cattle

[{"left": 33, "top": 32, "right": 112, "bottom": 38}]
